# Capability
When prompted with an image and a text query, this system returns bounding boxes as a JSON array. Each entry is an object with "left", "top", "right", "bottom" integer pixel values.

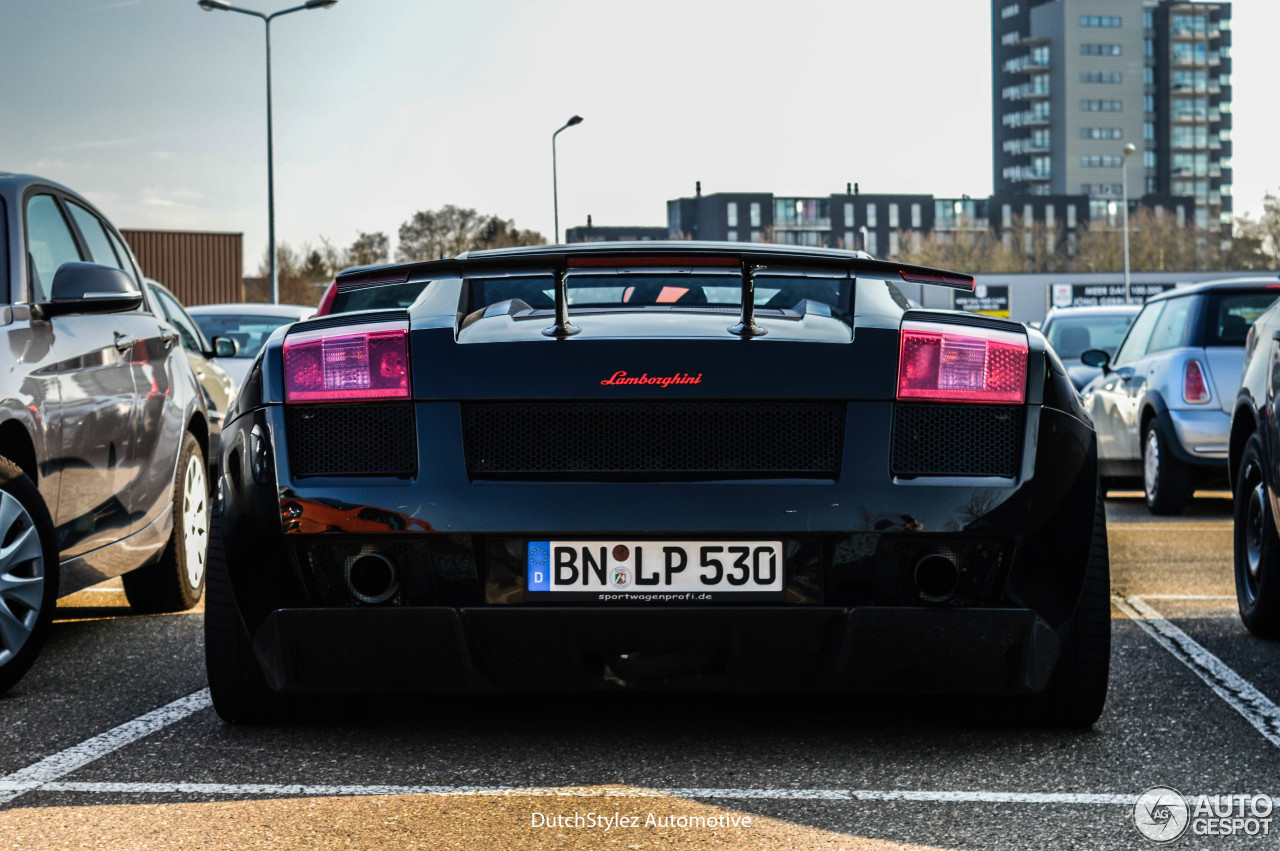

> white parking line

[
  {"left": 1114, "top": 596, "right": 1280, "bottom": 749},
  {"left": 3, "top": 595, "right": 1275, "bottom": 810},
  {"left": 0, "top": 780, "right": 1149, "bottom": 805},
  {"left": 0, "top": 689, "right": 211, "bottom": 805},
  {"left": 1131, "top": 594, "right": 1235, "bottom": 601}
]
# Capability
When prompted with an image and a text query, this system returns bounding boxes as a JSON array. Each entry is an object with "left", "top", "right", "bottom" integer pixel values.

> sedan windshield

[{"left": 191, "top": 314, "right": 302, "bottom": 359}]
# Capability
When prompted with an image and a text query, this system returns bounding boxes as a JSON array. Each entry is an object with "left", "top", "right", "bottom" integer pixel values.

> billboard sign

[
  {"left": 954, "top": 284, "right": 1010, "bottom": 317},
  {"left": 1050, "top": 282, "right": 1178, "bottom": 308}
]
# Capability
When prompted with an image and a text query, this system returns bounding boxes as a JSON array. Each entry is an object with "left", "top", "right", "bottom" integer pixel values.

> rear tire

[
  {"left": 0, "top": 457, "right": 59, "bottom": 696},
  {"left": 1233, "top": 434, "right": 1280, "bottom": 637},
  {"left": 1026, "top": 490, "right": 1111, "bottom": 727},
  {"left": 205, "top": 517, "right": 284, "bottom": 723},
  {"left": 205, "top": 518, "right": 350, "bottom": 724},
  {"left": 123, "top": 432, "right": 208, "bottom": 613},
  {"left": 1143, "top": 419, "right": 1189, "bottom": 516}
]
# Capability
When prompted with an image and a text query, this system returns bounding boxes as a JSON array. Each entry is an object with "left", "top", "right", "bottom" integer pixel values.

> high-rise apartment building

[{"left": 992, "top": 0, "right": 1232, "bottom": 232}]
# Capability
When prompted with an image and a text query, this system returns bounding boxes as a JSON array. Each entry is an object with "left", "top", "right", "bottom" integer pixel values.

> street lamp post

[
  {"left": 1121, "top": 142, "right": 1137, "bottom": 304},
  {"left": 860, "top": 225, "right": 870, "bottom": 255},
  {"left": 197, "top": 0, "right": 338, "bottom": 304},
  {"left": 552, "top": 115, "right": 583, "bottom": 245}
]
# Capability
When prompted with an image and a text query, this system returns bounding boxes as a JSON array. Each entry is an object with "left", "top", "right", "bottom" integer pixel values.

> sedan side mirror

[
  {"left": 1080, "top": 348, "right": 1111, "bottom": 372},
  {"left": 33, "top": 262, "right": 142, "bottom": 319},
  {"left": 211, "top": 336, "right": 239, "bottom": 358}
]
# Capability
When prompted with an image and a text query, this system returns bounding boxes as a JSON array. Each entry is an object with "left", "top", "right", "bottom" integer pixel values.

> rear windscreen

[
  {"left": 468, "top": 273, "right": 850, "bottom": 313},
  {"left": 331, "top": 281, "right": 428, "bottom": 314},
  {"left": 1207, "top": 291, "right": 1280, "bottom": 346}
]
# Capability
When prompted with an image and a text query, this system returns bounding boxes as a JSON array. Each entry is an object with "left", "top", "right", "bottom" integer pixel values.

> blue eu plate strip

[{"left": 527, "top": 541, "right": 550, "bottom": 592}]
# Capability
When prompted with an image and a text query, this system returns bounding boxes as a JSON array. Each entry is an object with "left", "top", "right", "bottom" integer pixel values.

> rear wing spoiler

[
  {"left": 334, "top": 249, "right": 975, "bottom": 339},
  {"left": 545, "top": 255, "right": 975, "bottom": 338}
]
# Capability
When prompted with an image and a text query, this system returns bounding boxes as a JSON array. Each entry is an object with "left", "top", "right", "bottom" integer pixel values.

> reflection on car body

[
  {"left": 1226, "top": 281, "right": 1280, "bottom": 636},
  {"left": 0, "top": 172, "right": 210, "bottom": 695}
]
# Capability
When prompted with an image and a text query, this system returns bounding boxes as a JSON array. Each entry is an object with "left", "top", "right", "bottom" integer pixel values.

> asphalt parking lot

[{"left": 1, "top": 492, "right": 1275, "bottom": 849}]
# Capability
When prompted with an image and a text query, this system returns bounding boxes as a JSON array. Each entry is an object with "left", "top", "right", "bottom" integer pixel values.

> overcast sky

[{"left": 2, "top": 0, "right": 1276, "bottom": 273}]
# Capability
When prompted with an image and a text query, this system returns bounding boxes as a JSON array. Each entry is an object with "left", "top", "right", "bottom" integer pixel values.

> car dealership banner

[
  {"left": 953, "top": 284, "right": 1010, "bottom": 317},
  {"left": 1050, "top": 282, "right": 1177, "bottom": 308}
]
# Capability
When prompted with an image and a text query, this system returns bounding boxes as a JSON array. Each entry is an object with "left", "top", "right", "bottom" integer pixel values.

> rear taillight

[
  {"left": 897, "top": 320, "right": 1028, "bottom": 404},
  {"left": 284, "top": 321, "right": 409, "bottom": 403},
  {"left": 1183, "top": 359, "right": 1210, "bottom": 404}
]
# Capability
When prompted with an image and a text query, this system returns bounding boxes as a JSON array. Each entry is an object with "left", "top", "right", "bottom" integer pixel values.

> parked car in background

[
  {"left": 0, "top": 173, "right": 211, "bottom": 695},
  {"left": 144, "top": 280, "right": 237, "bottom": 440},
  {"left": 1227, "top": 292, "right": 1280, "bottom": 637},
  {"left": 1040, "top": 305, "right": 1140, "bottom": 390},
  {"left": 210, "top": 242, "right": 1110, "bottom": 727},
  {"left": 187, "top": 303, "right": 313, "bottom": 387},
  {"left": 1081, "top": 278, "right": 1280, "bottom": 514}
]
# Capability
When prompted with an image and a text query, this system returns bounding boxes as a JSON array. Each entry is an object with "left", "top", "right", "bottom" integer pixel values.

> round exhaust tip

[
  {"left": 914, "top": 554, "right": 959, "bottom": 603},
  {"left": 344, "top": 551, "right": 398, "bottom": 604}
]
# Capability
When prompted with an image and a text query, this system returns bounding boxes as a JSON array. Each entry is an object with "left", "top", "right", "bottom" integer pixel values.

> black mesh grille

[
  {"left": 891, "top": 404, "right": 1022, "bottom": 477},
  {"left": 287, "top": 403, "right": 416, "bottom": 477},
  {"left": 462, "top": 401, "right": 845, "bottom": 478}
]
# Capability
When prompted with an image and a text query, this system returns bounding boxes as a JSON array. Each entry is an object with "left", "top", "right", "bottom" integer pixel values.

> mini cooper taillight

[
  {"left": 897, "top": 320, "right": 1028, "bottom": 404},
  {"left": 283, "top": 321, "right": 410, "bottom": 403},
  {"left": 1183, "top": 359, "right": 1210, "bottom": 404}
]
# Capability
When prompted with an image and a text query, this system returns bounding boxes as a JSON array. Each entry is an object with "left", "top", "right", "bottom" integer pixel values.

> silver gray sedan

[{"left": 1081, "top": 278, "right": 1280, "bottom": 514}]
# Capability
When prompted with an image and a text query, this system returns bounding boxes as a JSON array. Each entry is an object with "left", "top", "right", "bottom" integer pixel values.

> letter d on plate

[{"left": 527, "top": 541, "right": 550, "bottom": 591}]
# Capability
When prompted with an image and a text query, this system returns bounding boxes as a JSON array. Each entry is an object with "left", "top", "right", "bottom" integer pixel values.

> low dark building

[
  {"left": 120, "top": 229, "right": 243, "bottom": 305},
  {"left": 565, "top": 220, "right": 668, "bottom": 243},
  {"left": 662, "top": 185, "right": 1200, "bottom": 259},
  {"left": 667, "top": 187, "right": 774, "bottom": 242}
]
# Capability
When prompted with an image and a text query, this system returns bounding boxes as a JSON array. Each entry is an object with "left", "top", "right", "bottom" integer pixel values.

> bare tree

[
  {"left": 470, "top": 215, "right": 546, "bottom": 251},
  {"left": 251, "top": 241, "right": 327, "bottom": 306},
  {"left": 345, "top": 231, "right": 390, "bottom": 268},
  {"left": 1260, "top": 191, "right": 1280, "bottom": 266},
  {"left": 396, "top": 205, "right": 544, "bottom": 261}
]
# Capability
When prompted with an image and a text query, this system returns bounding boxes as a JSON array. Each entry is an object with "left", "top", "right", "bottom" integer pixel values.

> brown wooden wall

[{"left": 120, "top": 229, "right": 243, "bottom": 306}]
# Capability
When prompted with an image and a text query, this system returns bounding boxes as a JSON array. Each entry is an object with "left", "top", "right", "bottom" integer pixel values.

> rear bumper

[
  {"left": 1167, "top": 407, "right": 1231, "bottom": 462},
  {"left": 251, "top": 605, "right": 1061, "bottom": 695}
]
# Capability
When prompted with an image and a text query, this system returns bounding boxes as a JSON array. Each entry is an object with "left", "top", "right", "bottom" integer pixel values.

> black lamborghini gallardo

[{"left": 208, "top": 242, "right": 1109, "bottom": 726}]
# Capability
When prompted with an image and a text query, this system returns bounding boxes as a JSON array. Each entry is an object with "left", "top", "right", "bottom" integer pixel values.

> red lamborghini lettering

[{"left": 601, "top": 371, "right": 703, "bottom": 388}]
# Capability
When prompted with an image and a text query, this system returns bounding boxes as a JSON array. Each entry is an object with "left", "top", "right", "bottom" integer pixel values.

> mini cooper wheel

[
  {"left": 1143, "top": 419, "right": 1189, "bottom": 516},
  {"left": 0, "top": 457, "right": 58, "bottom": 696},
  {"left": 1233, "top": 434, "right": 1280, "bottom": 637},
  {"left": 123, "top": 432, "right": 208, "bottom": 613}
]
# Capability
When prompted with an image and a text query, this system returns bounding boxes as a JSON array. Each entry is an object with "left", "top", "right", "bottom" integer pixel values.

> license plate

[{"left": 526, "top": 540, "right": 784, "bottom": 600}]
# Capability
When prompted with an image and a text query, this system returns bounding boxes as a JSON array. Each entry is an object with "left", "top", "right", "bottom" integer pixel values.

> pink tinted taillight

[
  {"left": 1183, "top": 359, "right": 1210, "bottom": 404},
  {"left": 284, "top": 321, "right": 409, "bottom": 403},
  {"left": 897, "top": 321, "right": 1028, "bottom": 404}
]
